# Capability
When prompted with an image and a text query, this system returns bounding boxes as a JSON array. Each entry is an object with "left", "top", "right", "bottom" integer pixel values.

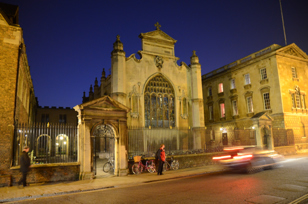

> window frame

[
  {"left": 263, "top": 92, "right": 271, "bottom": 110},
  {"left": 232, "top": 100, "right": 238, "bottom": 116},
  {"left": 218, "top": 83, "right": 224, "bottom": 93},
  {"left": 230, "top": 78, "right": 236, "bottom": 89},
  {"left": 260, "top": 68, "right": 267, "bottom": 80},
  {"left": 245, "top": 74, "right": 251, "bottom": 85},
  {"left": 246, "top": 96, "right": 253, "bottom": 113}
]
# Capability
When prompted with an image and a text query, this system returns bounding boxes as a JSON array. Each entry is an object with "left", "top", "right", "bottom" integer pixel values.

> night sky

[{"left": 2, "top": 0, "right": 308, "bottom": 108}]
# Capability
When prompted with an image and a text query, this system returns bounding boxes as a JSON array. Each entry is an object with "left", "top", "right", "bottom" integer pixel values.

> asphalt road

[{"left": 14, "top": 157, "right": 308, "bottom": 204}]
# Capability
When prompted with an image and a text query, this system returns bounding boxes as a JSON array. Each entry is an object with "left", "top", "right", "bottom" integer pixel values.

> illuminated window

[
  {"left": 263, "top": 93, "right": 271, "bottom": 110},
  {"left": 245, "top": 74, "right": 251, "bottom": 85},
  {"left": 218, "top": 83, "right": 223, "bottom": 93},
  {"left": 260, "top": 68, "right": 267, "bottom": 80},
  {"left": 220, "top": 103, "right": 225, "bottom": 118},
  {"left": 144, "top": 75, "right": 175, "bottom": 128},
  {"left": 232, "top": 100, "right": 238, "bottom": 115},
  {"left": 230, "top": 79, "right": 236, "bottom": 89},
  {"left": 247, "top": 96, "right": 253, "bottom": 113}
]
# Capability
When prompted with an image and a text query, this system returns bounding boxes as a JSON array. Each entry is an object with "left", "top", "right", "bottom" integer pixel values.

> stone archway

[
  {"left": 74, "top": 96, "right": 130, "bottom": 180},
  {"left": 251, "top": 112, "right": 274, "bottom": 150},
  {"left": 92, "top": 124, "right": 115, "bottom": 177}
]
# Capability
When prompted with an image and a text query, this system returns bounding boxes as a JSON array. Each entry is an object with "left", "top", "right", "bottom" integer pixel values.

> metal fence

[
  {"left": 13, "top": 122, "right": 78, "bottom": 166},
  {"left": 128, "top": 128, "right": 195, "bottom": 158}
]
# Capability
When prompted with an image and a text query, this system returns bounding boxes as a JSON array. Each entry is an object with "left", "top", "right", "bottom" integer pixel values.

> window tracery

[{"left": 144, "top": 76, "right": 175, "bottom": 128}]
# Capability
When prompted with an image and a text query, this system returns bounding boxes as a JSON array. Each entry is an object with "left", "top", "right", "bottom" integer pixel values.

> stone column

[
  {"left": 253, "top": 122, "right": 263, "bottom": 149},
  {"left": 190, "top": 51, "right": 205, "bottom": 149}
]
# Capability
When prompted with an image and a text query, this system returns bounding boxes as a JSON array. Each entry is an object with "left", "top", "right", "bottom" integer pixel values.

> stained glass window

[{"left": 144, "top": 76, "right": 175, "bottom": 128}]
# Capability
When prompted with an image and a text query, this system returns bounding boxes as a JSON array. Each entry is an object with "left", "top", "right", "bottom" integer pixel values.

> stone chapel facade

[{"left": 81, "top": 23, "right": 205, "bottom": 159}]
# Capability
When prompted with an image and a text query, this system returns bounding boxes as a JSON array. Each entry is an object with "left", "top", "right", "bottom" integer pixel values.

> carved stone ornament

[{"left": 155, "top": 56, "right": 164, "bottom": 69}]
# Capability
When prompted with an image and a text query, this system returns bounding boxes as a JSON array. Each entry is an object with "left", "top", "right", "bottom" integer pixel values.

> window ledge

[
  {"left": 220, "top": 117, "right": 226, "bottom": 121},
  {"left": 260, "top": 78, "right": 268, "bottom": 84},
  {"left": 232, "top": 115, "right": 240, "bottom": 119},
  {"left": 293, "top": 78, "right": 299, "bottom": 82},
  {"left": 230, "top": 89, "right": 237, "bottom": 94},
  {"left": 244, "top": 84, "right": 251, "bottom": 89},
  {"left": 265, "top": 109, "right": 272, "bottom": 114},
  {"left": 218, "top": 92, "right": 224, "bottom": 97},
  {"left": 247, "top": 112, "right": 254, "bottom": 117},
  {"left": 207, "top": 96, "right": 213, "bottom": 101}
]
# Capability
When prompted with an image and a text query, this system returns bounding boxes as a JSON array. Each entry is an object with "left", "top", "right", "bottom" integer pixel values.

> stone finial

[
  {"left": 155, "top": 22, "right": 161, "bottom": 30},
  {"left": 102, "top": 68, "right": 106, "bottom": 78},
  {"left": 83, "top": 91, "right": 86, "bottom": 97},
  {"left": 94, "top": 77, "right": 98, "bottom": 86},
  {"left": 90, "top": 85, "right": 93, "bottom": 93},
  {"left": 113, "top": 35, "right": 124, "bottom": 52},
  {"left": 190, "top": 50, "right": 200, "bottom": 65}
]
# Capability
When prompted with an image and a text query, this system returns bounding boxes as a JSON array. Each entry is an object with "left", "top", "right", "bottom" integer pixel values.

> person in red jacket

[{"left": 157, "top": 144, "right": 165, "bottom": 175}]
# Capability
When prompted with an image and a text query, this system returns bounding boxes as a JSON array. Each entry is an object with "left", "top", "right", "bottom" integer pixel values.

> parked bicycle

[
  {"left": 132, "top": 156, "right": 156, "bottom": 174},
  {"left": 163, "top": 157, "right": 179, "bottom": 171},
  {"left": 103, "top": 157, "right": 114, "bottom": 173}
]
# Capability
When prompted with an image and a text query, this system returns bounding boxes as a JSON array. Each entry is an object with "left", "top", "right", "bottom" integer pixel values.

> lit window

[
  {"left": 260, "top": 68, "right": 267, "bottom": 80},
  {"left": 247, "top": 96, "right": 253, "bottom": 113},
  {"left": 292, "top": 67, "right": 297, "bottom": 78},
  {"left": 220, "top": 103, "right": 225, "bottom": 118},
  {"left": 263, "top": 93, "right": 271, "bottom": 110},
  {"left": 144, "top": 75, "right": 175, "bottom": 128},
  {"left": 245, "top": 74, "right": 251, "bottom": 85},
  {"left": 230, "top": 79, "right": 236, "bottom": 89},
  {"left": 232, "top": 100, "right": 238, "bottom": 115},
  {"left": 218, "top": 83, "right": 223, "bottom": 93}
]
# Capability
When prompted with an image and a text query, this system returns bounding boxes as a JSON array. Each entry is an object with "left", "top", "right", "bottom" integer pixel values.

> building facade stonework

[
  {"left": 82, "top": 23, "right": 205, "bottom": 162},
  {"left": 202, "top": 43, "right": 308, "bottom": 150}
]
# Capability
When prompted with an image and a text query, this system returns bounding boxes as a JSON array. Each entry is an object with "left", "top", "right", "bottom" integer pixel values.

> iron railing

[{"left": 13, "top": 122, "right": 78, "bottom": 166}]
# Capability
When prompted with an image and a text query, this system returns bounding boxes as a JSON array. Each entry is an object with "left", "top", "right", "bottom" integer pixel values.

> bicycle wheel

[
  {"left": 103, "top": 162, "right": 112, "bottom": 173},
  {"left": 132, "top": 164, "right": 143, "bottom": 174},
  {"left": 171, "top": 160, "right": 179, "bottom": 170},
  {"left": 147, "top": 165, "right": 156, "bottom": 173}
]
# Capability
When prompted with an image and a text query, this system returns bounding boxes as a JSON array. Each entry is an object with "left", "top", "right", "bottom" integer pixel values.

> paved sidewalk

[{"left": 0, "top": 164, "right": 225, "bottom": 203}]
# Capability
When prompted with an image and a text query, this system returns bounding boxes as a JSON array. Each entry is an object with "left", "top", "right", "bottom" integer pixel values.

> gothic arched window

[{"left": 144, "top": 76, "right": 175, "bottom": 128}]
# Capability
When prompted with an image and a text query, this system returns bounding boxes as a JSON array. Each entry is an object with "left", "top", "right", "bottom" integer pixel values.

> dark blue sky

[{"left": 2, "top": 0, "right": 308, "bottom": 108}]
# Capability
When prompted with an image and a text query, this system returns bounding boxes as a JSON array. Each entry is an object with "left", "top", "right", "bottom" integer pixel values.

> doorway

[
  {"left": 222, "top": 133, "right": 228, "bottom": 145},
  {"left": 92, "top": 124, "right": 115, "bottom": 177}
]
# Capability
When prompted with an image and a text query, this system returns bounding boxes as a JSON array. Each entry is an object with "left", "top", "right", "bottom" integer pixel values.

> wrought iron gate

[{"left": 92, "top": 124, "right": 115, "bottom": 176}]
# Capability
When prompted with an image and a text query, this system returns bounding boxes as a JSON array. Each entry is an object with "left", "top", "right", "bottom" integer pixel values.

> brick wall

[{"left": 8, "top": 165, "right": 80, "bottom": 186}]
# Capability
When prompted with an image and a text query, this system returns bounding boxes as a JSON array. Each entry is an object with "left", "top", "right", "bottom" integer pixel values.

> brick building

[{"left": 0, "top": 2, "right": 37, "bottom": 186}]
